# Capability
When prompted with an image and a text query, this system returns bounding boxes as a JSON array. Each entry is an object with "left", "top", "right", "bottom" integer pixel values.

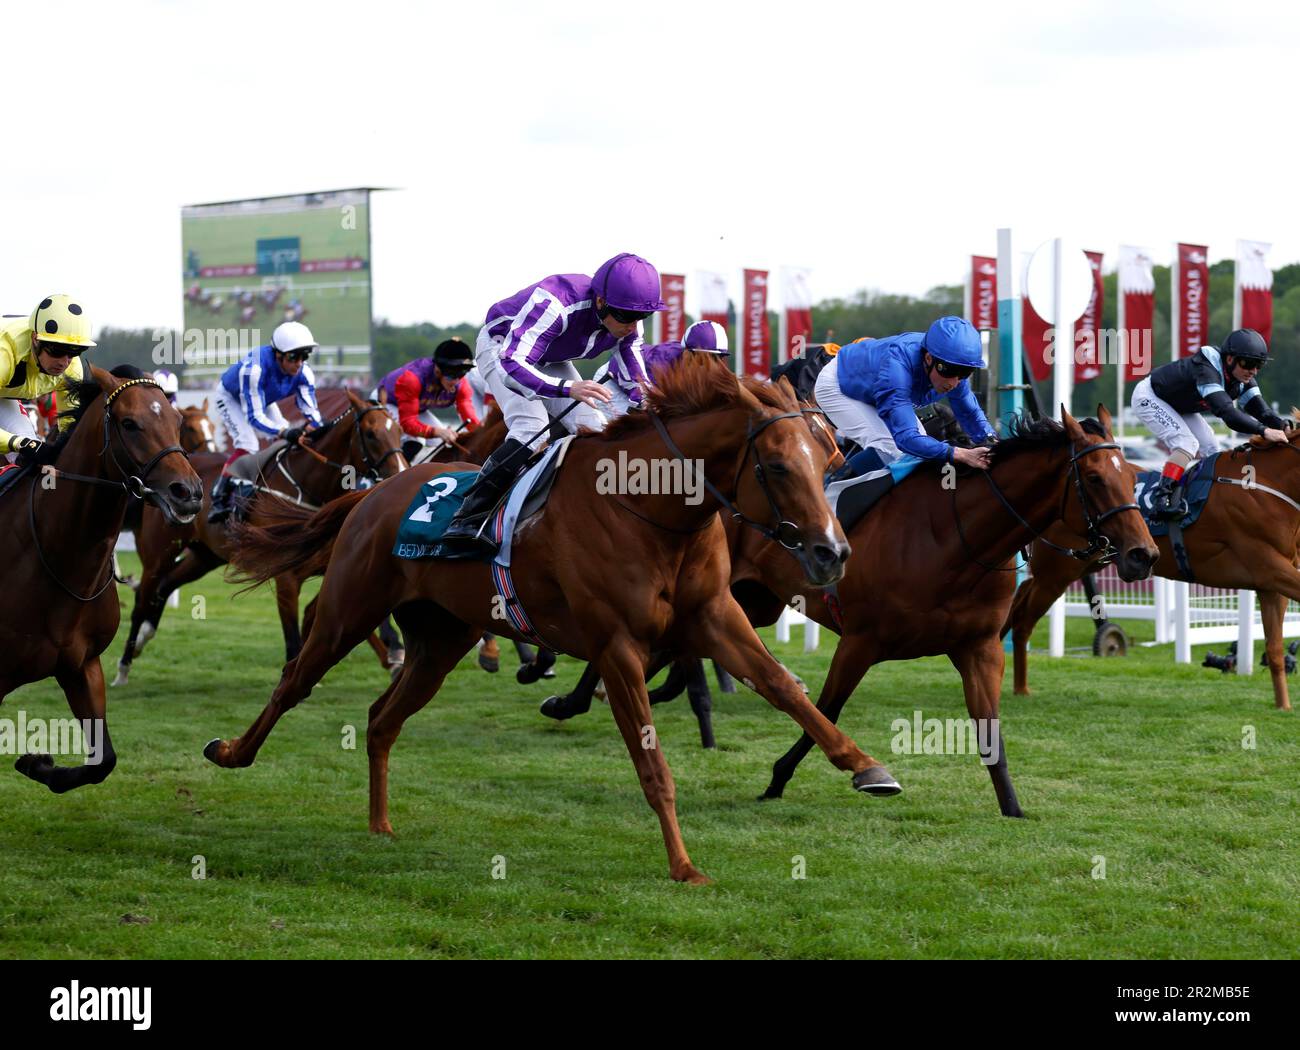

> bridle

[
  {"left": 649, "top": 406, "right": 813, "bottom": 551},
  {"left": 284, "top": 402, "right": 406, "bottom": 482},
  {"left": 954, "top": 435, "right": 1138, "bottom": 572},
  {"left": 31, "top": 377, "right": 189, "bottom": 602}
]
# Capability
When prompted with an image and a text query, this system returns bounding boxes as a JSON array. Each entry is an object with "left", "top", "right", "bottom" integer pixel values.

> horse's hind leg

[
  {"left": 275, "top": 574, "right": 303, "bottom": 662},
  {"left": 950, "top": 635, "right": 1022, "bottom": 817},
  {"left": 366, "top": 601, "right": 480, "bottom": 835},
  {"left": 1002, "top": 572, "right": 1066, "bottom": 697},
  {"left": 762, "top": 632, "right": 878, "bottom": 800},
  {"left": 1258, "top": 590, "right": 1293, "bottom": 711},
  {"left": 113, "top": 560, "right": 167, "bottom": 687},
  {"left": 16, "top": 658, "right": 116, "bottom": 793},
  {"left": 205, "top": 578, "right": 395, "bottom": 770}
]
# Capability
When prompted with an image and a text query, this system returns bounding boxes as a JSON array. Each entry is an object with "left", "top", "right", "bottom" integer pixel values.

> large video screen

[{"left": 180, "top": 189, "right": 372, "bottom": 383}]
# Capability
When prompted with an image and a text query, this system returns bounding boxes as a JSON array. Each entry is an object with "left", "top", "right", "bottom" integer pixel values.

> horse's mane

[
  {"left": 592, "top": 354, "right": 797, "bottom": 442},
  {"left": 988, "top": 412, "right": 1104, "bottom": 463}
]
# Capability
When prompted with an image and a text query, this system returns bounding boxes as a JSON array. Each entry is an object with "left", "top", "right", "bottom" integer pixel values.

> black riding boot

[
  {"left": 1152, "top": 473, "right": 1188, "bottom": 520},
  {"left": 208, "top": 474, "right": 236, "bottom": 525},
  {"left": 439, "top": 438, "right": 533, "bottom": 554}
]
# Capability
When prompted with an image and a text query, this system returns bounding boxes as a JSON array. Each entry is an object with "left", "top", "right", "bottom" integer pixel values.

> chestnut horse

[
  {"left": 0, "top": 368, "right": 202, "bottom": 791},
  {"left": 209, "top": 357, "right": 893, "bottom": 883},
  {"left": 111, "top": 390, "right": 406, "bottom": 685},
  {"left": 1004, "top": 428, "right": 1300, "bottom": 710},
  {"left": 541, "top": 408, "right": 1158, "bottom": 815}
]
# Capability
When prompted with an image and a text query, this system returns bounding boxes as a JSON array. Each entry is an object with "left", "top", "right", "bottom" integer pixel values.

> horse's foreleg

[
  {"left": 693, "top": 598, "right": 884, "bottom": 790},
  {"left": 681, "top": 659, "right": 716, "bottom": 749},
  {"left": 113, "top": 565, "right": 166, "bottom": 687},
  {"left": 762, "top": 632, "right": 878, "bottom": 800},
  {"left": 598, "top": 637, "right": 708, "bottom": 884},
  {"left": 366, "top": 602, "right": 480, "bottom": 835},
  {"left": 1258, "top": 590, "right": 1293, "bottom": 712},
  {"left": 17, "top": 658, "right": 116, "bottom": 793},
  {"left": 950, "top": 636, "right": 1022, "bottom": 817}
]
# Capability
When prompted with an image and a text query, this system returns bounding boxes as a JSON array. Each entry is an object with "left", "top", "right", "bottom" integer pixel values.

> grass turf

[{"left": 0, "top": 555, "right": 1296, "bottom": 959}]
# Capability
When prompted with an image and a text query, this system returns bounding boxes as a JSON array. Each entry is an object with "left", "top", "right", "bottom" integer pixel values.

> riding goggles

[
  {"left": 930, "top": 357, "right": 976, "bottom": 380},
  {"left": 600, "top": 305, "right": 653, "bottom": 325}
]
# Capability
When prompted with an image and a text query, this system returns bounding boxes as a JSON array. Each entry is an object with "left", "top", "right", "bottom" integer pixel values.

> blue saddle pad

[
  {"left": 1134, "top": 453, "right": 1220, "bottom": 537},
  {"left": 825, "top": 452, "right": 925, "bottom": 532},
  {"left": 392, "top": 471, "right": 480, "bottom": 558}
]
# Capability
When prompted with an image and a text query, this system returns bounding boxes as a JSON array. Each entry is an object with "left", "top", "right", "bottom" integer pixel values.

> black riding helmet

[
  {"left": 433, "top": 338, "right": 474, "bottom": 376},
  {"left": 1221, "top": 328, "right": 1269, "bottom": 367}
]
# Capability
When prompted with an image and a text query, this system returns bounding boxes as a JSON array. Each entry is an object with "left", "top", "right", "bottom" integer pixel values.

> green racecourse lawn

[{"left": 1, "top": 554, "right": 1297, "bottom": 960}]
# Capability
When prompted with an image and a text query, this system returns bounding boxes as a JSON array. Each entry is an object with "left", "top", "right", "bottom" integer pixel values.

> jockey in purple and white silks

[
  {"left": 439, "top": 252, "right": 666, "bottom": 554},
  {"left": 814, "top": 315, "right": 996, "bottom": 477},
  {"left": 595, "top": 319, "right": 731, "bottom": 418}
]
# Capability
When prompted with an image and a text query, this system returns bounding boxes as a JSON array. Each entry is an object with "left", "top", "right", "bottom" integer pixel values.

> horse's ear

[
  {"left": 1061, "top": 406, "right": 1085, "bottom": 441},
  {"left": 346, "top": 388, "right": 366, "bottom": 411},
  {"left": 202, "top": 397, "right": 209, "bottom": 412},
  {"left": 89, "top": 365, "right": 119, "bottom": 396},
  {"left": 1096, "top": 403, "right": 1115, "bottom": 440}
]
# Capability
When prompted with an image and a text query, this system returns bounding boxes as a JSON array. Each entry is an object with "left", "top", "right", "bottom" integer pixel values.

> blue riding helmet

[{"left": 923, "top": 316, "right": 984, "bottom": 369}]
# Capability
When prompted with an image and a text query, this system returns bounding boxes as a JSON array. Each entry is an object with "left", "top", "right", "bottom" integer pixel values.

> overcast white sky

[{"left": 3, "top": 0, "right": 1294, "bottom": 331}]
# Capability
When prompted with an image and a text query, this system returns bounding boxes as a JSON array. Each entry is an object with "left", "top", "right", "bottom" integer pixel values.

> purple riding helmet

[{"left": 592, "top": 253, "right": 667, "bottom": 313}]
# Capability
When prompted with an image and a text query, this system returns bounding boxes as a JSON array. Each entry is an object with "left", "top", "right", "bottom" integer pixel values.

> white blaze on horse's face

[
  {"left": 150, "top": 401, "right": 161, "bottom": 416},
  {"left": 1111, "top": 455, "right": 1121, "bottom": 472},
  {"left": 386, "top": 417, "right": 393, "bottom": 431},
  {"left": 200, "top": 418, "right": 215, "bottom": 450}
]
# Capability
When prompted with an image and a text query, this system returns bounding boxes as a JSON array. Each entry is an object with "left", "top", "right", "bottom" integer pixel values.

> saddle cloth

[
  {"left": 392, "top": 437, "right": 573, "bottom": 563},
  {"left": 825, "top": 453, "right": 923, "bottom": 533},
  {"left": 1134, "top": 453, "right": 1220, "bottom": 537}
]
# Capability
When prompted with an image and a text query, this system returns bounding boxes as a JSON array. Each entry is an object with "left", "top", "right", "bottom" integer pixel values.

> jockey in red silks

[{"left": 372, "top": 339, "right": 481, "bottom": 460}]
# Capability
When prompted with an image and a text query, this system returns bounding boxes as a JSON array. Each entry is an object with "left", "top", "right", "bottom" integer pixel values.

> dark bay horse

[
  {"left": 732, "top": 407, "right": 1157, "bottom": 814},
  {"left": 111, "top": 390, "right": 406, "bottom": 685},
  {"left": 1004, "top": 427, "right": 1300, "bottom": 710},
  {"left": 0, "top": 368, "right": 202, "bottom": 790},
  {"left": 209, "top": 357, "right": 892, "bottom": 883}
]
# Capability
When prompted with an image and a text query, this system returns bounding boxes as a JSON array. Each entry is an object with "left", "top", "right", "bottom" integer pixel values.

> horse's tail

[{"left": 228, "top": 490, "right": 368, "bottom": 588}]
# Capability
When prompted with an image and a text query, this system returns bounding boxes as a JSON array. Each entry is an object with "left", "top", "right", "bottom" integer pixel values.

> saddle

[
  {"left": 0, "top": 460, "right": 33, "bottom": 499},
  {"left": 228, "top": 440, "right": 290, "bottom": 483},
  {"left": 824, "top": 450, "right": 924, "bottom": 533}
]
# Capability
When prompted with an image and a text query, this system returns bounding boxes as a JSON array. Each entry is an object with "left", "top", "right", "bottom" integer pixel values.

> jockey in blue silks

[{"left": 813, "top": 315, "right": 997, "bottom": 476}]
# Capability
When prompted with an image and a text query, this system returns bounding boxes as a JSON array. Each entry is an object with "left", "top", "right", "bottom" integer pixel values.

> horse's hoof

[
  {"left": 202, "top": 738, "right": 227, "bottom": 766},
  {"left": 478, "top": 652, "right": 500, "bottom": 673},
  {"left": 370, "top": 821, "right": 396, "bottom": 837},
  {"left": 110, "top": 664, "right": 129, "bottom": 688},
  {"left": 852, "top": 765, "right": 902, "bottom": 796},
  {"left": 757, "top": 787, "right": 784, "bottom": 802},
  {"left": 15, "top": 753, "right": 54, "bottom": 782},
  {"left": 673, "top": 866, "right": 712, "bottom": 885},
  {"left": 539, "top": 696, "right": 573, "bottom": 721}
]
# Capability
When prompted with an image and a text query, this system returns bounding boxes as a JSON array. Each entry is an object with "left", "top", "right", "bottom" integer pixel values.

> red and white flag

[
  {"left": 1174, "top": 243, "right": 1210, "bottom": 357},
  {"left": 1235, "top": 239, "right": 1273, "bottom": 345},
  {"left": 696, "top": 270, "right": 729, "bottom": 331},
  {"left": 780, "top": 266, "right": 813, "bottom": 363},
  {"left": 1021, "top": 251, "right": 1052, "bottom": 382},
  {"left": 656, "top": 273, "right": 686, "bottom": 344},
  {"left": 739, "top": 269, "right": 771, "bottom": 379},
  {"left": 1118, "top": 245, "right": 1155, "bottom": 382},
  {"left": 1075, "top": 250, "right": 1104, "bottom": 383},
  {"left": 967, "top": 256, "right": 998, "bottom": 331}
]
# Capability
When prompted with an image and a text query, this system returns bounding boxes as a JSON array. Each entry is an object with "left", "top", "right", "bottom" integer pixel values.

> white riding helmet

[
  {"left": 271, "top": 321, "right": 318, "bottom": 354},
  {"left": 152, "top": 369, "right": 179, "bottom": 395}
]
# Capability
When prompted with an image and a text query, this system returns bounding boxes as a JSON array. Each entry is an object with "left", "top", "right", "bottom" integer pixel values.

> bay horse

[
  {"left": 209, "top": 357, "right": 892, "bottom": 883},
  {"left": 0, "top": 367, "right": 202, "bottom": 791},
  {"left": 1003, "top": 427, "right": 1300, "bottom": 710},
  {"left": 111, "top": 390, "right": 407, "bottom": 686}
]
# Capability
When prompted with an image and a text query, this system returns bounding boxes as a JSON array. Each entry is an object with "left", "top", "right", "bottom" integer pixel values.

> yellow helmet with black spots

[{"left": 30, "top": 294, "right": 96, "bottom": 349}]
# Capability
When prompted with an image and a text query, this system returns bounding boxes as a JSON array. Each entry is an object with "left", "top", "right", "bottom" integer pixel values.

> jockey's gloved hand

[
  {"left": 12, "top": 436, "right": 43, "bottom": 461},
  {"left": 279, "top": 426, "right": 304, "bottom": 446},
  {"left": 981, "top": 433, "right": 999, "bottom": 448}
]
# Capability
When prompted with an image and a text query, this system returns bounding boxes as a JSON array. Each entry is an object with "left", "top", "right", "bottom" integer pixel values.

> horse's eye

[
  {"left": 122, "top": 418, "right": 141, "bottom": 432},
  {"left": 1086, "top": 472, "right": 1102, "bottom": 484},
  {"left": 766, "top": 461, "right": 789, "bottom": 476}
]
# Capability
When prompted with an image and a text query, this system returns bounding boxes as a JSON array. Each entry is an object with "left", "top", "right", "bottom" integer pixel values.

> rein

[
  {"left": 31, "top": 378, "right": 187, "bottom": 602},
  {"left": 953, "top": 438, "right": 1138, "bottom": 573},
  {"left": 267, "top": 402, "right": 404, "bottom": 505},
  {"left": 648, "top": 406, "right": 811, "bottom": 550}
]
